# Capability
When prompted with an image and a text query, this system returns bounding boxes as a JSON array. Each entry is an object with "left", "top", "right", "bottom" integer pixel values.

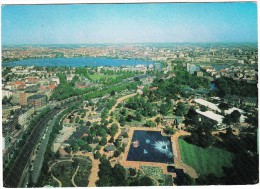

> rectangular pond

[{"left": 126, "top": 130, "right": 174, "bottom": 163}]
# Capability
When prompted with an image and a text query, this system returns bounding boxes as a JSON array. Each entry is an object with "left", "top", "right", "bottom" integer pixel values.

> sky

[{"left": 1, "top": 2, "right": 258, "bottom": 45}]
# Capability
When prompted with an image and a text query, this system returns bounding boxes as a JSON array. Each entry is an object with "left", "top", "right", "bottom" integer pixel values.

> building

[
  {"left": 194, "top": 98, "right": 221, "bottom": 113},
  {"left": 196, "top": 110, "right": 224, "bottom": 125},
  {"left": 104, "top": 145, "right": 116, "bottom": 152},
  {"left": 162, "top": 116, "right": 183, "bottom": 128},
  {"left": 2, "top": 89, "right": 13, "bottom": 98},
  {"left": 186, "top": 63, "right": 198, "bottom": 74},
  {"left": 27, "top": 94, "right": 47, "bottom": 109},
  {"left": 19, "top": 93, "right": 27, "bottom": 106},
  {"left": 154, "top": 63, "right": 161, "bottom": 71},
  {"left": 51, "top": 77, "right": 60, "bottom": 85},
  {"left": 18, "top": 108, "right": 35, "bottom": 128},
  {"left": 195, "top": 71, "right": 203, "bottom": 77},
  {"left": 2, "top": 105, "right": 21, "bottom": 119}
]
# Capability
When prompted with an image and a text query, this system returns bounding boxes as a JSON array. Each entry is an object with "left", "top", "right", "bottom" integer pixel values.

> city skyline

[{"left": 2, "top": 2, "right": 258, "bottom": 45}]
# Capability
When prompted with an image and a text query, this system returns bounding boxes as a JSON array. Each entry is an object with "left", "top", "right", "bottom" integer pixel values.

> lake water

[
  {"left": 127, "top": 130, "right": 174, "bottom": 163},
  {"left": 2, "top": 57, "right": 157, "bottom": 67}
]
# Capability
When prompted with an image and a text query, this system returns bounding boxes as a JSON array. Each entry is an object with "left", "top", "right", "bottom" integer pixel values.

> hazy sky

[{"left": 2, "top": 3, "right": 258, "bottom": 45}]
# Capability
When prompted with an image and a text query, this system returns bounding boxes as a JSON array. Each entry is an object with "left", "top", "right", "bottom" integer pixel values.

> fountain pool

[{"left": 126, "top": 130, "right": 174, "bottom": 163}]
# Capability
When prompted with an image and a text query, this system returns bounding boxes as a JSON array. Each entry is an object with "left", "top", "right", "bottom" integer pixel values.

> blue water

[
  {"left": 127, "top": 130, "right": 174, "bottom": 163},
  {"left": 210, "top": 82, "right": 217, "bottom": 90},
  {"left": 2, "top": 57, "right": 157, "bottom": 67},
  {"left": 212, "top": 65, "right": 228, "bottom": 70}
]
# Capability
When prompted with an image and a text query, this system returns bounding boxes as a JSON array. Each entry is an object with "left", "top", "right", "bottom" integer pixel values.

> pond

[{"left": 126, "top": 130, "right": 174, "bottom": 163}]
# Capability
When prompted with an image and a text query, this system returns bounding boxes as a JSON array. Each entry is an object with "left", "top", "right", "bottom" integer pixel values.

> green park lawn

[
  {"left": 178, "top": 139, "right": 234, "bottom": 177},
  {"left": 88, "top": 74, "right": 117, "bottom": 81}
]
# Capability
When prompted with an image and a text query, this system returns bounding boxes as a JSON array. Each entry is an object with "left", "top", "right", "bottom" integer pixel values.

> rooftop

[
  {"left": 104, "top": 145, "right": 116, "bottom": 152},
  {"left": 196, "top": 109, "right": 224, "bottom": 124},
  {"left": 194, "top": 98, "right": 221, "bottom": 113}
]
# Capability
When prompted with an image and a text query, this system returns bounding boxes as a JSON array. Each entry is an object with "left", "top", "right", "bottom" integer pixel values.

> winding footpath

[
  {"left": 71, "top": 165, "right": 80, "bottom": 187},
  {"left": 51, "top": 173, "right": 62, "bottom": 187}
]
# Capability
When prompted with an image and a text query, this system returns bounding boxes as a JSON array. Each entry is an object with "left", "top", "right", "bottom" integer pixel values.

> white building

[
  {"left": 224, "top": 107, "right": 246, "bottom": 123},
  {"left": 196, "top": 110, "right": 224, "bottom": 125},
  {"left": 2, "top": 90, "right": 13, "bottom": 98},
  {"left": 51, "top": 77, "right": 60, "bottom": 85},
  {"left": 18, "top": 108, "right": 35, "bottom": 127},
  {"left": 194, "top": 98, "right": 221, "bottom": 113}
]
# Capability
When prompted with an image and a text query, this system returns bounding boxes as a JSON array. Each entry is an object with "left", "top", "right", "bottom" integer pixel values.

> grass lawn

[
  {"left": 89, "top": 74, "right": 117, "bottom": 81},
  {"left": 178, "top": 139, "right": 234, "bottom": 177}
]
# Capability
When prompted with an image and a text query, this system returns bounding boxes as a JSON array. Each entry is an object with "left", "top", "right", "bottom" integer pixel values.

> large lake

[{"left": 2, "top": 57, "right": 157, "bottom": 67}]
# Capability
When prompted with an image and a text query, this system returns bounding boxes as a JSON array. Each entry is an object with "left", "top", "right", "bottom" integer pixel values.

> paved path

[
  {"left": 71, "top": 165, "right": 80, "bottom": 187},
  {"left": 51, "top": 173, "right": 62, "bottom": 187},
  {"left": 85, "top": 154, "right": 100, "bottom": 187},
  {"left": 171, "top": 130, "right": 198, "bottom": 178},
  {"left": 108, "top": 93, "right": 137, "bottom": 116}
]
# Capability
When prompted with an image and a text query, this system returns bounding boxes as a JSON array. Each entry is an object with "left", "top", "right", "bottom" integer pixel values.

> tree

[
  {"left": 94, "top": 151, "right": 101, "bottom": 159},
  {"left": 138, "top": 176, "right": 154, "bottom": 186},
  {"left": 114, "top": 139, "right": 121, "bottom": 148},
  {"left": 108, "top": 137, "right": 115, "bottom": 143},
  {"left": 200, "top": 105, "right": 207, "bottom": 112},
  {"left": 112, "top": 163, "right": 127, "bottom": 186},
  {"left": 196, "top": 173, "right": 224, "bottom": 185},
  {"left": 218, "top": 102, "right": 229, "bottom": 110},
  {"left": 175, "top": 172, "right": 195, "bottom": 186},
  {"left": 120, "top": 108, "right": 127, "bottom": 116},
  {"left": 65, "top": 146, "right": 72, "bottom": 154},
  {"left": 175, "top": 102, "right": 187, "bottom": 116},
  {"left": 71, "top": 141, "right": 79, "bottom": 152},
  {"left": 163, "top": 126, "right": 176, "bottom": 135},
  {"left": 123, "top": 132, "right": 128, "bottom": 138},
  {"left": 145, "top": 120, "right": 156, "bottom": 127},
  {"left": 135, "top": 112, "right": 142, "bottom": 121},
  {"left": 100, "top": 136, "right": 107, "bottom": 146},
  {"left": 230, "top": 110, "right": 241, "bottom": 123},
  {"left": 155, "top": 117, "right": 161, "bottom": 126},
  {"left": 110, "top": 90, "right": 116, "bottom": 96},
  {"left": 109, "top": 123, "right": 119, "bottom": 137},
  {"left": 79, "top": 119, "right": 84, "bottom": 124},
  {"left": 86, "top": 121, "right": 91, "bottom": 126},
  {"left": 75, "top": 117, "right": 80, "bottom": 123},
  {"left": 96, "top": 145, "right": 101, "bottom": 150},
  {"left": 223, "top": 114, "right": 232, "bottom": 125},
  {"left": 119, "top": 116, "right": 126, "bottom": 126},
  {"left": 15, "top": 124, "right": 22, "bottom": 130},
  {"left": 133, "top": 77, "right": 140, "bottom": 82},
  {"left": 113, "top": 149, "right": 122, "bottom": 157},
  {"left": 129, "top": 168, "right": 137, "bottom": 176},
  {"left": 55, "top": 150, "right": 61, "bottom": 159},
  {"left": 78, "top": 139, "right": 85, "bottom": 148}
]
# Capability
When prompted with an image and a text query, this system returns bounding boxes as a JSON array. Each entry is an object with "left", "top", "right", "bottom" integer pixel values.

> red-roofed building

[
  {"left": 149, "top": 87, "right": 158, "bottom": 91},
  {"left": 11, "top": 81, "right": 26, "bottom": 90},
  {"left": 25, "top": 77, "right": 39, "bottom": 84},
  {"left": 48, "top": 84, "right": 56, "bottom": 90}
]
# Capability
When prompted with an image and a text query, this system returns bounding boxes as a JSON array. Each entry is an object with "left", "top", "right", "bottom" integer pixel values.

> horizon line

[{"left": 2, "top": 41, "right": 258, "bottom": 46}]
